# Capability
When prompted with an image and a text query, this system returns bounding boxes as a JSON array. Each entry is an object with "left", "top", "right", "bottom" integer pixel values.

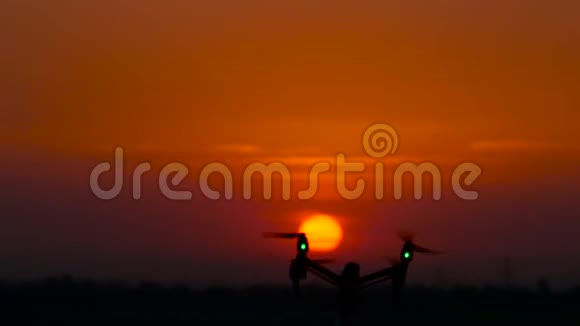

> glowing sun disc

[{"left": 298, "top": 214, "right": 343, "bottom": 251}]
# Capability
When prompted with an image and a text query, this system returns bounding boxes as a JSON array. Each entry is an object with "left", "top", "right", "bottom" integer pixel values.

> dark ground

[{"left": 1, "top": 276, "right": 578, "bottom": 324}]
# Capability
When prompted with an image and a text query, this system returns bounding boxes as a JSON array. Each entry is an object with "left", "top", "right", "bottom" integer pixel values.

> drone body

[{"left": 263, "top": 231, "right": 439, "bottom": 321}]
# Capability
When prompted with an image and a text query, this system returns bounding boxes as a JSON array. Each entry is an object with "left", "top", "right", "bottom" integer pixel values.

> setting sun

[{"left": 298, "top": 214, "right": 343, "bottom": 251}]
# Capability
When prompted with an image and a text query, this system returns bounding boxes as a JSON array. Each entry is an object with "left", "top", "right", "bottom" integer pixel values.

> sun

[{"left": 298, "top": 214, "right": 343, "bottom": 251}]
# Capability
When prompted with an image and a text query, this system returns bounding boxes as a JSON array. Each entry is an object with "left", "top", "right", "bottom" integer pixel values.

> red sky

[{"left": 1, "top": 0, "right": 579, "bottom": 288}]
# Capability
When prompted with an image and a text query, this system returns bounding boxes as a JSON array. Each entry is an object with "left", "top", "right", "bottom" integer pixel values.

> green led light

[
  {"left": 403, "top": 252, "right": 411, "bottom": 259},
  {"left": 300, "top": 243, "right": 307, "bottom": 250}
]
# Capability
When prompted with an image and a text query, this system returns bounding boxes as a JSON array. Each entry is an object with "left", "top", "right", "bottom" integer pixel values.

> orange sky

[{"left": 1, "top": 0, "right": 579, "bottom": 287}]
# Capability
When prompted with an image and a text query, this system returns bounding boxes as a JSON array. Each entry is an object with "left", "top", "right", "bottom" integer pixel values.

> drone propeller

[
  {"left": 398, "top": 230, "right": 443, "bottom": 255},
  {"left": 397, "top": 230, "right": 415, "bottom": 243},
  {"left": 413, "top": 245, "right": 441, "bottom": 254},
  {"left": 262, "top": 232, "right": 304, "bottom": 239}
]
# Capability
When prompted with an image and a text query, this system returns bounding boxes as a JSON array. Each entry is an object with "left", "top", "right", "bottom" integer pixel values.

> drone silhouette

[{"left": 263, "top": 231, "right": 440, "bottom": 323}]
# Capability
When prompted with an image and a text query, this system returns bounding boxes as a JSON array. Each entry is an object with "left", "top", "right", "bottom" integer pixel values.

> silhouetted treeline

[{"left": 0, "top": 275, "right": 579, "bottom": 324}]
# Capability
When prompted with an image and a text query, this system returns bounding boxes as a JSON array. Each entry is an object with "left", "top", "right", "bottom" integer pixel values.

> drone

[{"left": 263, "top": 232, "right": 440, "bottom": 319}]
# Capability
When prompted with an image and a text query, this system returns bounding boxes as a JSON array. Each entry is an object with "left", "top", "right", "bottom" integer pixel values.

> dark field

[{"left": 1, "top": 277, "right": 578, "bottom": 324}]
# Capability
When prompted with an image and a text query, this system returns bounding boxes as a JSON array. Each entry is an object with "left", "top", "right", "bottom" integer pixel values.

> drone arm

[
  {"left": 358, "top": 266, "right": 395, "bottom": 289},
  {"left": 305, "top": 258, "right": 340, "bottom": 286}
]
